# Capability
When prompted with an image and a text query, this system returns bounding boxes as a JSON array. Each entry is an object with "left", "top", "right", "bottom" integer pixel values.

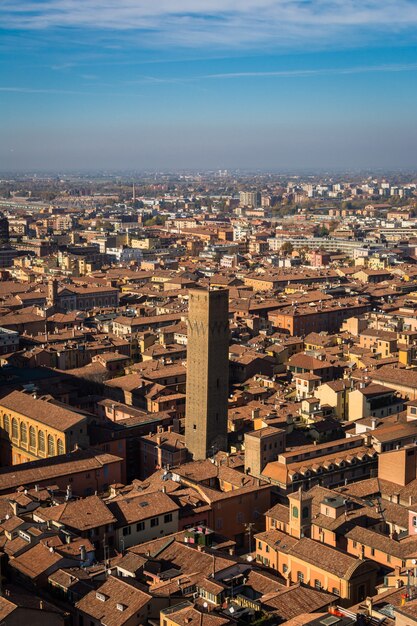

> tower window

[{"left": 193, "top": 424, "right": 197, "bottom": 430}]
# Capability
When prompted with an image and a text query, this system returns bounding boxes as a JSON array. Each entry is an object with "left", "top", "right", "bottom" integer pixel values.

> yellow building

[
  {"left": 316, "top": 380, "right": 350, "bottom": 421},
  {"left": 131, "top": 236, "right": 159, "bottom": 250},
  {"left": 0, "top": 390, "right": 89, "bottom": 466}
]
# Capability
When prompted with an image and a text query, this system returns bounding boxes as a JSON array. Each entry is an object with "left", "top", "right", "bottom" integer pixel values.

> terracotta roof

[
  {"left": 288, "top": 354, "right": 335, "bottom": 371},
  {"left": 334, "top": 477, "right": 380, "bottom": 499},
  {"left": 0, "top": 390, "right": 85, "bottom": 431},
  {"left": 108, "top": 491, "right": 179, "bottom": 526},
  {"left": 262, "top": 583, "right": 336, "bottom": 619},
  {"left": 0, "top": 450, "right": 121, "bottom": 494},
  {"left": 320, "top": 380, "right": 350, "bottom": 392},
  {"left": 371, "top": 421, "right": 417, "bottom": 444},
  {"left": 76, "top": 575, "right": 152, "bottom": 626},
  {"left": 37, "top": 495, "right": 116, "bottom": 531},
  {"left": 360, "top": 384, "right": 396, "bottom": 397},
  {"left": 105, "top": 373, "right": 151, "bottom": 392},
  {"left": 265, "top": 503, "right": 290, "bottom": 524},
  {"left": 288, "top": 537, "right": 365, "bottom": 579},
  {"left": 116, "top": 552, "right": 148, "bottom": 574},
  {"left": 10, "top": 541, "right": 63, "bottom": 579},
  {"left": 130, "top": 536, "right": 235, "bottom": 581},
  {"left": 281, "top": 613, "right": 327, "bottom": 626},
  {"left": 0, "top": 596, "right": 17, "bottom": 620},
  {"left": 256, "top": 529, "right": 299, "bottom": 552},
  {"left": 345, "top": 526, "right": 417, "bottom": 559},
  {"left": 162, "top": 604, "right": 231, "bottom": 626},
  {"left": 245, "top": 426, "right": 284, "bottom": 439},
  {"left": 372, "top": 366, "right": 417, "bottom": 389}
]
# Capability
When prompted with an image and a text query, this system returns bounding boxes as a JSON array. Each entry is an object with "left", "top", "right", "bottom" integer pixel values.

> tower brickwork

[{"left": 185, "top": 288, "right": 229, "bottom": 460}]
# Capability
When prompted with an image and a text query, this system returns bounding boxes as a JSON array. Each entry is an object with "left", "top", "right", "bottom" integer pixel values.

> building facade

[{"left": 0, "top": 390, "right": 89, "bottom": 465}]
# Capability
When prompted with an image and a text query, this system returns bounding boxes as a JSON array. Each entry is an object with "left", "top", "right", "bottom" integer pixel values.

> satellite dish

[
  {"left": 229, "top": 607, "right": 235, "bottom": 614},
  {"left": 412, "top": 559, "right": 417, "bottom": 565},
  {"left": 203, "top": 602, "right": 208, "bottom": 609}
]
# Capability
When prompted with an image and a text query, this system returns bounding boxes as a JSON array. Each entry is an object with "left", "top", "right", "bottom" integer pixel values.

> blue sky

[{"left": 1, "top": 1, "right": 417, "bottom": 171}]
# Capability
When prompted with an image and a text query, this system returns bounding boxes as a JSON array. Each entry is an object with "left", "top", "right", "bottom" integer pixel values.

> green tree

[
  {"left": 281, "top": 242, "right": 294, "bottom": 255},
  {"left": 313, "top": 225, "right": 329, "bottom": 237},
  {"left": 144, "top": 215, "right": 167, "bottom": 227}
]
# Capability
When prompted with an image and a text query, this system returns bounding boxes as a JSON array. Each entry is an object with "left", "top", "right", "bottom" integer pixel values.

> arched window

[
  {"left": 38, "top": 431, "right": 45, "bottom": 452},
  {"left": 302, "top": 506, "right": 310, "bottom": 519},
  {"left": 12, "top": 418, "right": 18, "bottom": 440},
  {"left": 292, "top": 506, "right": 299, "bottom": 519},
  {"left": 57, "top": 439, "right": 64, "bottom": 455},
  {"left": 20, "top": 422, "right": 27, "bottom": 444},
  {"left": 3, "top": 415, "right": 10, "bottom": 434},
  {"left": 47, "top": 435, "right": 55, "bottom": 457},
  {"left": 29, "top": 426, "right": 36, "bottom": 449}
]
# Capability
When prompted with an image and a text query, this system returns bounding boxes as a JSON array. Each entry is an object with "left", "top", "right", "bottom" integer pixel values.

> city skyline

[{"left": 1, "top": 1, "right": 417, "bottom": 170}]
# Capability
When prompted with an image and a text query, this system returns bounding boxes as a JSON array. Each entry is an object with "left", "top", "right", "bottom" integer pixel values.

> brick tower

[{"left": 185, "top": 288, "right": 229, "bottom": 460}]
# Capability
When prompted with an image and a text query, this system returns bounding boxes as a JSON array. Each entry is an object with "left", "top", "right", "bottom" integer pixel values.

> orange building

[
  {"left": 255, "top": 528, "right": 378, "bottom": 605},
  {"left": 269, "top": 300, "right": 371, "bottom": 336}
]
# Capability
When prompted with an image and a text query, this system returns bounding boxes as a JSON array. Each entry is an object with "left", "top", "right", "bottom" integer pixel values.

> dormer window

[
  {"left": 117, "top": 603, "right": 127, "bottom": 612},
  {"left": 96, "top": 592, "right": 108, "bottom": 602}
]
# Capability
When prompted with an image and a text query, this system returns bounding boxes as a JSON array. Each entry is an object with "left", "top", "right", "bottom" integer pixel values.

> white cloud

[
  {"left": 204, "top": 63, "right": 417, "bottom": 79},
  {"left": 1, "top": 0, "right": 417, "bottom": 49}
]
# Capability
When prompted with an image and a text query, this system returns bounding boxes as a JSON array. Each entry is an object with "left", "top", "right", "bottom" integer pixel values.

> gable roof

[
  {"left": 37, "top": 495, "right": 116, "bottom": 531},
  {"left": 76, "top": 575, "right": 151, "bottom": 626},
  {"left": 0, "top": 390, "right": 85, "bottom": 431}
]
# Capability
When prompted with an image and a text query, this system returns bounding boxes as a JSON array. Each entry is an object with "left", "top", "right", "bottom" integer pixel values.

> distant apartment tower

[
  {"left": 0, "top": 213, "right": 9, "bottom": 244},
  {"left": 185, "top": 288, "right": 229, "bottom": 460},
  {"left": 239, "top": 191, "right": 261, "bottom": 208}
]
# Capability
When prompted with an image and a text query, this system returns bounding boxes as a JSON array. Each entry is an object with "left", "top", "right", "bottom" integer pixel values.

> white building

[
  {"left": 106, "top": 247, "right": 143, "bottom": 263},
  {"left": 0, "top": 327, "right": 19, "bottom": 354}
]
